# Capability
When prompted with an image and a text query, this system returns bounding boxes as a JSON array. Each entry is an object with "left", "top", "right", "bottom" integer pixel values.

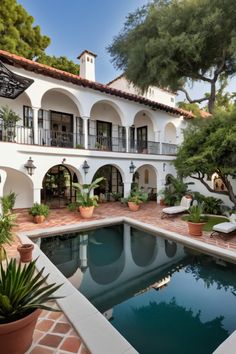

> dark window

[
  {"left": 38, "top": 109, "right": 44, "bottom": 128},
  {"left": 23, "top": 106, "right": 33, "bottom": 128}
]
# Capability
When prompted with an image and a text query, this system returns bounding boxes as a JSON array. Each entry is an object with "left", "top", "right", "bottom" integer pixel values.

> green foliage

[
  {"left": 36, "top": 54, "right": 80, "bottom": 75},
  {"left": 160, "top": 176, "right": 192, "bottom": 206},
  {"left": 122, "top": 187, "right": 148, "bottom": 205},
  {"left": 174, "top": 108, "right": 236, "bottom": 206},
  {"left": 191, "top": 192, "right": 223, "bottom": 215},
  {"left": 0, "top": 0, "right": 50, "bottom": 59},
  {"left": 187, "top": 204, "right": 205, "bottom": 223},
  {"left": 108, "top": 0, "right": 236, "bottom": 112},
  {"left": 0, "top": 191, "right": 17, "bottom": 215},
  {"left": 0, "top": 258, "right": 62, "bottom": 324},
  {"left": 73, "top": 177, "right": 105, "bottom": 207},
  {"left": 67, "top": 202, "right": 79, "bottom": 212},
  {"left": 111, "top": 192, "right": 122, "bottom": 201},
  {"left": 29, "top": 203, "right": 50, "bottom": 217},
  {"left": 0, "top": 106, "right": 20, "bottom": 129},
  {"left": 0, "top": 213, "right": 15, "bottom": 247},
  {"left": 0, "top": 0, "right": 79, "bottom": 74},
  {"left": 76, "top": 144, "right": 84, "bottom": 149}
]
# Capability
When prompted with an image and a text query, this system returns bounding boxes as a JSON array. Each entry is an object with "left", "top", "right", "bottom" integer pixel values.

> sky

[
  {"left": 17, "top": 0, "right": 235, "bottom": 103},
  {"left": 17, "top": 0, "right": 149, "bottom": 84}
]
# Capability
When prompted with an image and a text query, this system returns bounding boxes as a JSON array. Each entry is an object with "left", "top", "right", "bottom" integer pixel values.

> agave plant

[
  {"left": 0, "top": 258, "right": 62, "bottom": 324},
  {"left": 73, "top": 177, "right": 105, "bottom": 207}
]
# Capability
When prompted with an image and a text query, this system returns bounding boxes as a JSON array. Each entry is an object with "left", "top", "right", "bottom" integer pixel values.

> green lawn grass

[{"left": 181, "top": 215, "right": 227, "bottom": 232}]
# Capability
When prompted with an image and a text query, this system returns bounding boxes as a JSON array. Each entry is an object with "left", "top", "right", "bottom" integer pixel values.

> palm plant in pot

[
  {"left": 73, "top": 177, "right": 105, "bottom": 218},
  {"left": 123, "top": 187, "right": 148, "bottom": 212},
  {"left": 186, "top": 204, "right": 206, "bottom": 237},
  {"left": 0, "top": 258, "right": 62, "bottom": 354},
  {"left": 29, "top": 203, "right": 50, "bottom": 224}
]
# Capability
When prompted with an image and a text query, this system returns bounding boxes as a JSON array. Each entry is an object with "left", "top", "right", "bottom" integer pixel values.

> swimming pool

[{"left": 39, "top": 223, "right": 236, "bottom": 354}]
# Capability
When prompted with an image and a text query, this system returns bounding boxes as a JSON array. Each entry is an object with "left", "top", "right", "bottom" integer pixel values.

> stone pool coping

[{"left": 17, "top": 217, "right": 236, "bottom": 354}]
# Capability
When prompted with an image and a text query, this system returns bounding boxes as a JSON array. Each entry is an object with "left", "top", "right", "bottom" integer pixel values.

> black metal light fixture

[
  {"left": 129, "top": 161, "right": 136, "bottom": 174},
  {"left": 24, "top": 157, "right": 36, "bottom": 176},
  {"left": 163, "top": 163, "right": 166, "bottom": 172},
  {"left": 0, "top": 174, "right": 1, "bottom": 183},
  {"left": 82, "top": 160, "right": 90, "bottom": 174}
]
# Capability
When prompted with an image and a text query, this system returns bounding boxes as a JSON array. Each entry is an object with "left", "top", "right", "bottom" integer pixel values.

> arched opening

[
  {"left": 92, "top": 164, "right": 124, "bottom": 201},
  {"left": 131, "top": 111, "right": 155, "bottom": 153},
  {"left": 131, "top": 228, "right": 157, "bottom": 267},
  {"left": 132, "top": 164, "right": 157, "bottom": 201},
  {"left": 41, "top": 164, "right": 77, "bottom": 208},
  {"left": 164, "top": 122, "right": 177, "bottom": 144},
  {"left": 89, "top": 101, "right": 125, "bottom": 152},
  {"left": 165, "top": 240, "right": 177, "bottom": 258},
  {"left": 2, "top": 167, "right": 33, "bottom": 208},
  {"left": 40, "top": 89, "right": 82, "bottom": 147}
]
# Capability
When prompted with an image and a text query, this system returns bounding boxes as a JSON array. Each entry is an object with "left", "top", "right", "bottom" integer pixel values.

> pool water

[{"left": 40, "top": 224, "right": 236, "bottom": 354}]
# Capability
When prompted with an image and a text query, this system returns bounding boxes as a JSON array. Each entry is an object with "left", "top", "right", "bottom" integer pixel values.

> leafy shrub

[
  {"left": 122, "top": 187, "right": 148, "bottom": 205},
  {"left": 0, "top": 192, "right": 17, "bottom": 215},
  {"left": 0, "top": 213, "right": 16, "bottom": 247},
  {"left": 187, "top": 204, "right": 206, "bottom": 223},
  {"left": 29, "top": 203, "right": 50, "bottom": 217},
  {"left": 191, "top": 192, "right": 223, "bottom": 215}
]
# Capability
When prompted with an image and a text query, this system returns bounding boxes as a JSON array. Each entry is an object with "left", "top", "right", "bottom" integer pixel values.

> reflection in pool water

[{"left": 40, "top": 224, "right": 236, "bottom": 354}]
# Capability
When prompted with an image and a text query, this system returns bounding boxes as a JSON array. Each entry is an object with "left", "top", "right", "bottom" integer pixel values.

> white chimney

[{"left": 77, "top": 50, "right": 97, "bottom": 82}]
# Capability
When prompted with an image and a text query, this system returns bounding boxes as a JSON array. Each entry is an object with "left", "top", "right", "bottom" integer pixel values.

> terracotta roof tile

[{"left": 0, "top": 50, "right": 193, "bottom": 118}]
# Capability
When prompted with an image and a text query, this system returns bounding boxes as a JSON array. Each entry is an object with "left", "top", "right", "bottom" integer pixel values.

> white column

[
  {"left": 32, "top": 107, "right": 39, "bottom": 145},
  {"left": 159, "top": 129, "right": 164, "bottom": 154},
  {"left": 125, "top": 126, "right": 130, "bottom": 153},
  {"left": 33, "top": 188, "right": 41, "bottom": 204},
  {"left": 82, "top": 117, "right": 89, "bottom": 149},
  {"left": 0, "top": 170, "right": 7, "bottom": 216},
  {"left": 123, "top": 181, "right": 132, "bottom": 197}
]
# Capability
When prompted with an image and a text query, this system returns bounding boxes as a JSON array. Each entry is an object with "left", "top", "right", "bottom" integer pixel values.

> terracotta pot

[
  {"left": 187, "top": 222, "right": 205, "bottom": 237},
  {"left": 34, "top": 215, "right": 45, "bottom": 224},
  {"left": 160, "top": 198, "right": 166, "bottom": 206},
  {"left": 79, "top": 206, "right": 94, "bottom": 219},
  {"left": 0, "top": 309, "right": 41, "bottom": 354},
  {"left": 128, "top": 202, "right": 140, "bottom": 212},
  {"left": 17, "top": 244, "right": 34, "bottom": 263}
]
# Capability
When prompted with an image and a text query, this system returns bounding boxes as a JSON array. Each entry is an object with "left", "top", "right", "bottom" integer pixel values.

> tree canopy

[
  {"left": 108, "top": 0, "right": 236, "bottom": 113},
  {"left": 0, "top": 0, "right": 80, "bottom": 74},
  {"left": 174, "top": 108, "right": 236, "bottom": 206}
]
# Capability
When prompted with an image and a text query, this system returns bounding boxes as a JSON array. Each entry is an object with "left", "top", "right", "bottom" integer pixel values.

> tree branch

[
  {"left": 189, "top": 174, "right": 229, "bottom": 196},
  {"left": 178, "top": 88, "right": 209, "bottom": 104}
]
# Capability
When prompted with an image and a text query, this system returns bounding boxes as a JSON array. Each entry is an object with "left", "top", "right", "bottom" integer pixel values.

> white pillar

[
  {"left": 82, "top": 117, "right": 89, "bottom": 149},
  {"left": 0, "top": 170, "right": 7, "bottom": 216},
  {"left": 159, "top": 129, "right": 165, "bottom": 154},
  {"left": 123, "top": 181, "right": 132, "bottom": 197},
  {"left": 32, "top": 107, "right": 39, "bottom": 145},
  {"left": 125, "top": 126, "right": 130, "bottom": 153},
  {"left": 33, "top": 188, "right": 41, "bottom": 204}
]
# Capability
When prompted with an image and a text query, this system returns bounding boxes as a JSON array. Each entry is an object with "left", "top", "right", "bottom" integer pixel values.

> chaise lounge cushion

[
  {"left": 162, "top": 196, "right": 192, "bottom": 215},
  {"left": 212, "top": 222, "right": 236, "bottom": 234}
]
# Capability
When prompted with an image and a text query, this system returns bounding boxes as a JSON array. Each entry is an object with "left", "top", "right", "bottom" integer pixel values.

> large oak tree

[{"left": 108, "top": 0, "right": 236, "bottom": 113}]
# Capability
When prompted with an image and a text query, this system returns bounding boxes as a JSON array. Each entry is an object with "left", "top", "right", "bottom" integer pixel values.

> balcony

[{"left": 0, "top": 125, "right": 178, "bottom": 156}]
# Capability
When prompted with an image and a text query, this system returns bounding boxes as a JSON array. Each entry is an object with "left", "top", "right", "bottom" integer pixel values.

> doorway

[
  {"left": 96, "top": 121, "right": 112, "bottom": 150},
  {"left": 51, "top": 111, "right": 73, "bottom": 147},
  {"left": 137, "top": 126, "right": 148, "bottom": 152}
]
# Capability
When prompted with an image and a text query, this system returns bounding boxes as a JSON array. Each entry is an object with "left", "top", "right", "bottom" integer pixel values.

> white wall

[{"left": 108, "top": 76, "right": 176, "bottom": 107}]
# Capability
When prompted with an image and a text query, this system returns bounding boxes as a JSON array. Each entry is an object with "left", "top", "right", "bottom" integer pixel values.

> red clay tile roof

[{"left": 0, "top": 50, "right": 193, "bottom": 118}]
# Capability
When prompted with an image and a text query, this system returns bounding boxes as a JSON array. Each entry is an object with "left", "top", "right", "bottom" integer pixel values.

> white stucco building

[{"left": 0, "top": 49, "right": 193, "bottom": 209}]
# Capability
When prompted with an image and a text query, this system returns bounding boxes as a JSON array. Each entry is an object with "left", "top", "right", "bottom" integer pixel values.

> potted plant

[
  {"left": 186, "top": 204, "right": 206, "bottom": 236},
  {"left": 0, "top": 213, "right": 15, "bottom": 261},
  {"left": 0, "top": 105, "right": 21, "bottom": 142},
  {"left": 123, "top": 188, "right": 148, "bottom": 212},
  {"left": 73, "top": 177, "right": 105, "bottom": 218},
  {"left": 0, "top": 258, "right": 62, "bottom": 354},
  {"left": 17, "top": 243, "right": 34, "bottom": 262},
  {"left": 29, "top": 203, "right": 50, "bottom": 223},
  {"left": 0, "top": 191, "right": 17, "bottom": 215}
]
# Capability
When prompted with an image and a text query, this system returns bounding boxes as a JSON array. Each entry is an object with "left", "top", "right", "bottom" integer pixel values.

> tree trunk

[{"left": 208, "top": 82, "right": 216, "bottom": 114}]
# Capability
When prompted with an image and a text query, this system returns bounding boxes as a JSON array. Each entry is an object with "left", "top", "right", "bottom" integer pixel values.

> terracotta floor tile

[
  {"left": 33, "top": 329, "right": 45, "bottom": 343},
  {"left": 36, "top": 319, "right": 54, "bottom": 331},
  {"left": 39, "top": 334, "right": 63, "bottom": 348},
  {"left": 60, "top": 336, "right": 82, "bottom": 353},
  {"left": 29, "top": 346, "right": 55, "bottom": 354},
  {"left": 52, "top": 322, "right": 71, "bottom": 334},
  {"left": 48, "top": 311, "right": 63, "bottom": 320}
]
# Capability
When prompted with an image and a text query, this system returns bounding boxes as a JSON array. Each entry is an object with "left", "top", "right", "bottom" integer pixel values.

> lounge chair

[
  {"left": 210, "top": 218, "right": 236, "bottom": 240},
  {"left": 161, "top": 196, "right": 192, "bottom": 219}
]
